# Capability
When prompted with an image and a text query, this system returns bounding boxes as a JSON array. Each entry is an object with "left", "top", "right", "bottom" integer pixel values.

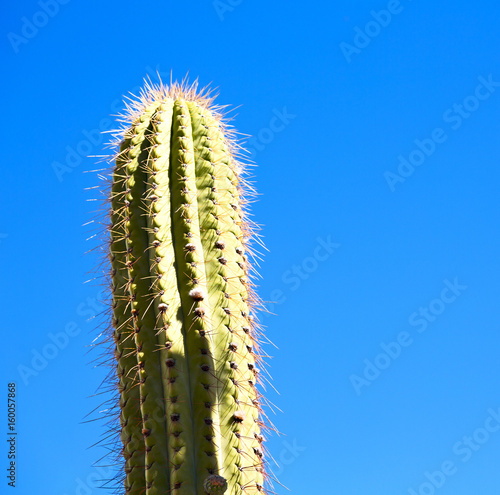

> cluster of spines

[{"left": 100, "top": 79, "right": 272, "bottom": 495}]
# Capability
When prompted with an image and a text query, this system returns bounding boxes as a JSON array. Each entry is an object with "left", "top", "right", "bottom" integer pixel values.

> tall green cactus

[{"left": 107, "top": 80, "right": 268, "bottom": 495}]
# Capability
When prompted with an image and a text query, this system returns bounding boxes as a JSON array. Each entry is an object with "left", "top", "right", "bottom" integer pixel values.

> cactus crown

[{"left": 90, "top": 77, "right": 272, "bottom": 495}]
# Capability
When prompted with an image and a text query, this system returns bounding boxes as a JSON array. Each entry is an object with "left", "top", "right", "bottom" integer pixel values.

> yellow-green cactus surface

[{"left": 108, "top": 81, "right": 267, "bottom": 495}]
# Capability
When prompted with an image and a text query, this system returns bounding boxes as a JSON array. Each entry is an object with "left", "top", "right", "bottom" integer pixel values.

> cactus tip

[{"left": 203, "top": 474, "right": 228, "bottom": 494}]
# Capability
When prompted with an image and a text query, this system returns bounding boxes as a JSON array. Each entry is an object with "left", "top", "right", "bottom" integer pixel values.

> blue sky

[{"left": 2, "top": 1, "right": 500, "bottom": 494}]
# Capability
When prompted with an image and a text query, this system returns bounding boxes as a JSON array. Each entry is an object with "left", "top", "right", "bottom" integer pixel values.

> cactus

[{"left": 105, "top": 80, "right": 268, "bottom": 495}]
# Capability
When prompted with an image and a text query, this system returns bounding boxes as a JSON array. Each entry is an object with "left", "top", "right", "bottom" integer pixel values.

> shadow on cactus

[{"left": 89, "top": 77, "right": 275, "bottom": 495}]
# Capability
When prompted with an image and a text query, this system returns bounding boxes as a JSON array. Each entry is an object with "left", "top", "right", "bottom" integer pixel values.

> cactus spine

[{"left": 107, "top": 81, "right": 267, "bottom": 495}]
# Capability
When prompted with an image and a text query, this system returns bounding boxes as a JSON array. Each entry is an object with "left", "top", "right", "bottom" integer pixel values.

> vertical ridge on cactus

[{"left": 101, "top": 78, "right": 269, "bottom": 495}]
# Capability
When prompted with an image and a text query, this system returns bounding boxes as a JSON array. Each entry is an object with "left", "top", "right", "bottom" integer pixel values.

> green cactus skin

[{"left": 108, "top": 81, "right": 267, "bottom": 495}]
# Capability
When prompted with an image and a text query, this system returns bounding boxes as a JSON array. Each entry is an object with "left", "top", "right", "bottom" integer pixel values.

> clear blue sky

[{"left": 3, "top": 1, "right": 500, "bottom": 494}]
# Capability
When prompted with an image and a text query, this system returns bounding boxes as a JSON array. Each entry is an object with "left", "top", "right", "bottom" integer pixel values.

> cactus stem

[{"left": 90, "top": 76, "right": 272, "bottom": 495}]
